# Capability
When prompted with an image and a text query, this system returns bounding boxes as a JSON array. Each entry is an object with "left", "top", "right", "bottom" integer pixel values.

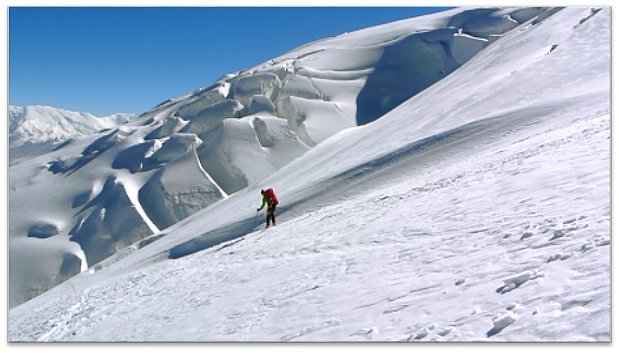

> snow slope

[
  {"left": 8, "top": 6, "right": 610, "bottom": 342},
  {"left": 8, "top": 7, "right": 550, "bottom": 308},
  {"left": 9, "top": 105, "right": 136, "bottom": 164}
]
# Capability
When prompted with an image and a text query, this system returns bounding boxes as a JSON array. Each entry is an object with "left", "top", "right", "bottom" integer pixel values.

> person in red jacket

[{"left": 257, "top": 188, "right": 278, "bottom": 228}]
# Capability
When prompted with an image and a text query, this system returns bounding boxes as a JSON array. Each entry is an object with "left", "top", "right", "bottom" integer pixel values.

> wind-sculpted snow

[
  {"left": 144, "top": 116, "right": 188, "bottom": 140},
  {"left": 69, "top": 176, "right": 153, "bottom": 265},
  {"left": 196, "top": 116, "right": 310, "bottom": 194},
  {"left": 139, "top": 143, "right": 226, "bottom": 230},
  {"left": 9, "top": 7, "right": 565, "bottom": 309}
]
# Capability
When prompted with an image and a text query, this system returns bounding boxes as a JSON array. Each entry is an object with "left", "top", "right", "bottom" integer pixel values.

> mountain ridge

[{"left": 9, "top": 104, "right": 136, "bottom": 164}]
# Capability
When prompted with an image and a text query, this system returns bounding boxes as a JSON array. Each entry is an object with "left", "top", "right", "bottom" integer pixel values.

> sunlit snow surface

[{"left": 9, "top": 7, "right": 609, "bottom": 341}]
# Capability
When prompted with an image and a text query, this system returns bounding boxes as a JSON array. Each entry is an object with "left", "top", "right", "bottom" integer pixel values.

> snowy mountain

[
  {"left": 8, "top": 7, "right": 550, "bottom": 308},
  {"left": 8, "top": 105, "right": 136, "bottom": 164},
  {"left": 8, "top": 7, "right": 610, "bottom": 342}
]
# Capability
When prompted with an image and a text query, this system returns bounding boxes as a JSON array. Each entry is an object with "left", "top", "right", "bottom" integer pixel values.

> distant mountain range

[{"left": 9, "top": 105, "right": 136, "bottom": 164}]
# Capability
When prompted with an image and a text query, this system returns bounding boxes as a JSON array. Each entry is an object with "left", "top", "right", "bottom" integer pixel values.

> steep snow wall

[
  {"left": 155, "top": 6, "right": 548, "bottom": 193},
  {"left": 9, "top": 7, "right": 550, "bottom": 308}
]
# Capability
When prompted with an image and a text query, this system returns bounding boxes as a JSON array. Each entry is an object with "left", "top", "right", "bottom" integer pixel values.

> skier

[{"left": 257, "top": 188, "right": 278, "bottom": 228}]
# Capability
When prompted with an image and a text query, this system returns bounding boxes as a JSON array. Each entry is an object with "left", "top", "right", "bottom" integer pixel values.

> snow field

[{"left": 9, "top": 91, "right": 610, "bottom": 341}]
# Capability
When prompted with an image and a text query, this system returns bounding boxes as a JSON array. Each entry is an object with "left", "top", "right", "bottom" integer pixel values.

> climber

[{"left": 257, "top": 188, "right": 278, "bottom": 228}]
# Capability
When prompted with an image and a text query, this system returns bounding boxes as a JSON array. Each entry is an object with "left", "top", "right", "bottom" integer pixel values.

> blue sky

[{"left": 9, "top": 7, "right": 450, "bottom": 116}]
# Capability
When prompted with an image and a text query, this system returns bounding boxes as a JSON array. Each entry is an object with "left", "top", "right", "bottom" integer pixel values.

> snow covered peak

[
  {"left": 9, "top": 104, "right": 135, "bottom": 145},
  {"left": 8, "top": 105, "right": 136, "bottom": 164}
]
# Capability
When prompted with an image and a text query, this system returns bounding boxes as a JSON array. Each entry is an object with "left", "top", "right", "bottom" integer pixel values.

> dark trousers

[{"left": 266, "top": 204, "right": 276, "bottom": 227}]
